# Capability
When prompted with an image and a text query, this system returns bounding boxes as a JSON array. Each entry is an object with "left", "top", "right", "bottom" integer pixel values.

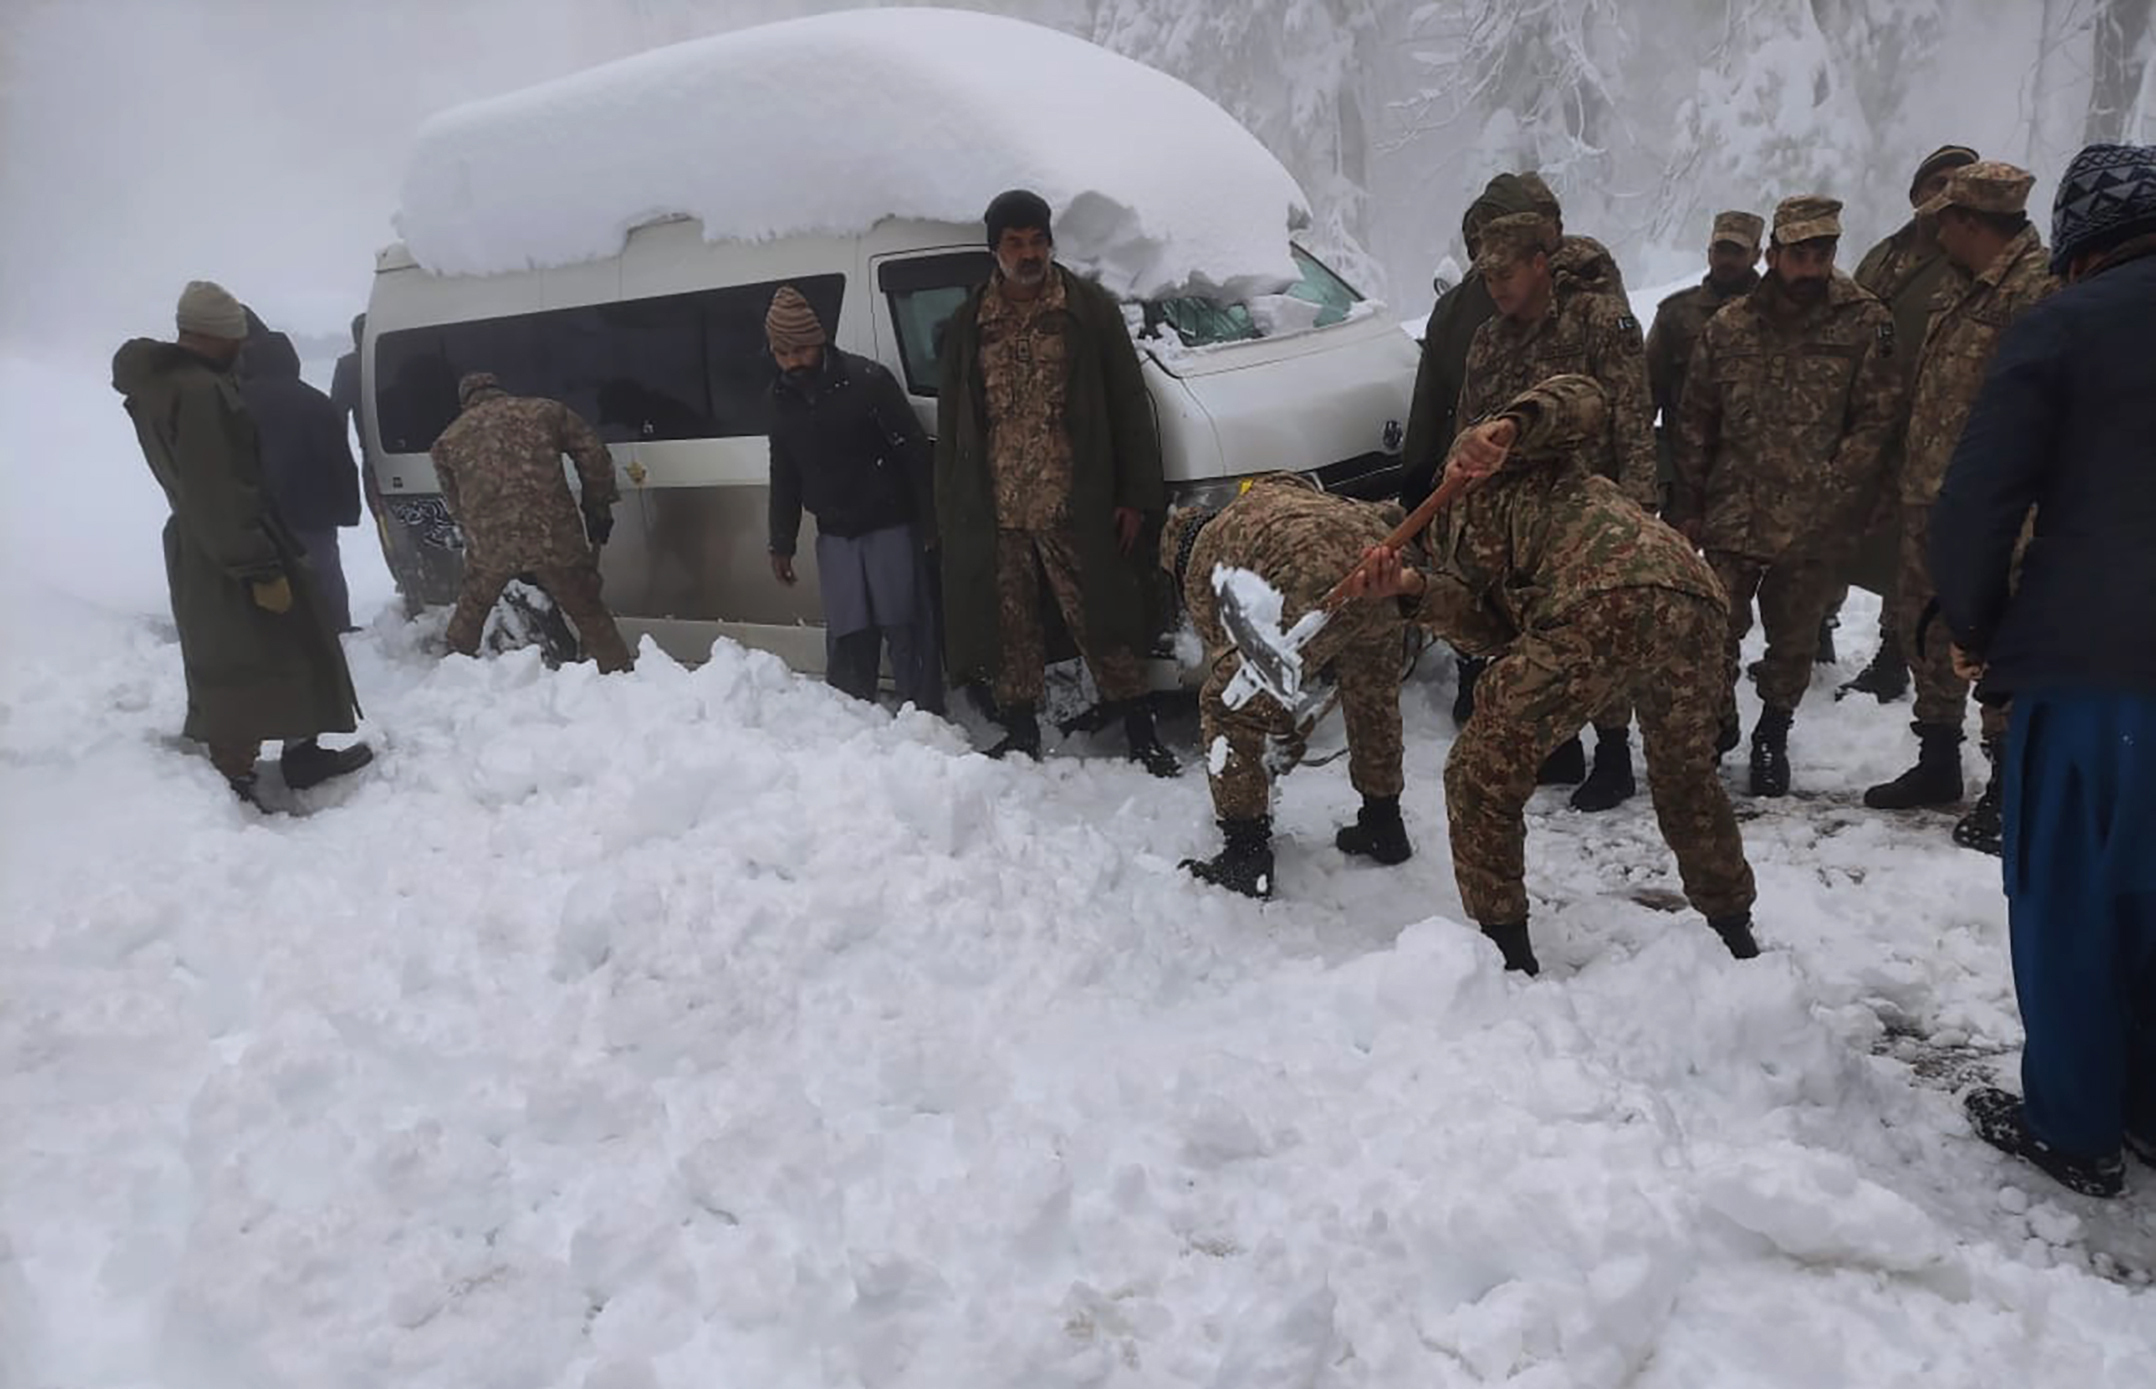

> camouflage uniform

[
  {"left": 978, "top": 270, "right": 1147, "bottom": 707},
  {"left": 1645, "top": 211, "right": 1764, "bottom": 520},
  {"left": 1171, "top": 475, "right": 1405, "bottom": 821},
  {"left": 1410, "top": 375, "right": 1755, "bottom": 928},
  {"left": 1897, "top": 170, "right": 2057, "bottom": 734},
  {"left": 430, "top": 373, "right": 633, "bottom": 672},
  {"left": 1673, "top": 198, "right": 1902, "bottom": 722}
]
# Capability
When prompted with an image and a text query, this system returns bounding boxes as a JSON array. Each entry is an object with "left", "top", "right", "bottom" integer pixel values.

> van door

[{"left": 866, "top": 248, "right": 994, "bottom": 434}]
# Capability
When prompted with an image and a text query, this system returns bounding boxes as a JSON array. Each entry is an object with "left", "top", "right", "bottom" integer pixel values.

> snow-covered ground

[{"left": 7, "top": 535, "right": 2156, "bottom": 1386}]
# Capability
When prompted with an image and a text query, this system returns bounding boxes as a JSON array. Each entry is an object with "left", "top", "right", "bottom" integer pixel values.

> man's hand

[
  {"left": 249, "top": 573, "right": 293, "bottom": 614},
  {"left": 584, "top": 506, "right": 614, "bottom": 547},
  {"left": 1678, "top": 515, "right": 1705, "bottom": 546},
  {"left": 1951, "top": 643, "right": 1985, "bottom": 683},
  {"left": 770, "top": 553, "right": 797, "bottom": 586},
  {"left": 1447, "top": 417, "right": 1518, "bottom": 481},
  {"left": 1340, "top": 544, "right": 1426, "bottom": 601},
  {"left": 1114, "top": 506, "right": 1143, "bottom": 554}
]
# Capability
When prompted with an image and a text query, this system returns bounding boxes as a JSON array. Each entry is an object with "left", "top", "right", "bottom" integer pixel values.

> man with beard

[
  {"left": 1674, "top": 196, "right": 1903, "bottom": 797},
  {"left": 1645, "top": 210, "right": 1764, "bottom": 523}
]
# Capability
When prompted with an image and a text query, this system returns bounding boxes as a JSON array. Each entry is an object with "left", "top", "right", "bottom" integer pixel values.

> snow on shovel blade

[{"left": 1212, "top": 564, "right": 1329, "bottom": 710}]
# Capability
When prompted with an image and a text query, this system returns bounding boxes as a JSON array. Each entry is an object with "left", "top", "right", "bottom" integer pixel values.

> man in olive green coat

[
  {"left": 114, "top": 280, "right": 370, "bottom": 806},
  {"left": 935, "top": 189, "right": 1176, "bottom": 776}
]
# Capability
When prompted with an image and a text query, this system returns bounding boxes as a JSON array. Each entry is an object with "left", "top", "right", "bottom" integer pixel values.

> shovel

[{"left": 1215, "top": 462, "right": 1485, "bottom": 710}]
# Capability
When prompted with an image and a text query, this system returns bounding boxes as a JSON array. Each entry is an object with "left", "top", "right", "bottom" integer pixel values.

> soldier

[
  {"left": 113, "top": 279, "right": 371, "bottom": 806},
  {"left": 1460, "top": 211, "right": 1659, "bottom": 812},
  {"left": 1161, "top": 475, "right": 1410, "bottom": 899},
  {"left": 1517, "top": 172, "right": 1630, "bottom": 302},
  {"left": 1840, "top": 144, "right": 1983, "bottom": 701},
  {"left": 1345, "top": 375, "right": 1759, "bottom": 975},
  {"left": 430, "top": 372, "right": 634, "bottom": 673},
  {"left": 934, "top": 188, "right": 1177, "bottom": 777},
  {"left": 1863, "top": 162, "right": 2056, "bottom": 847},
  {"left": 1645, "top": 210, "right": 1764, "bottom": 522}
]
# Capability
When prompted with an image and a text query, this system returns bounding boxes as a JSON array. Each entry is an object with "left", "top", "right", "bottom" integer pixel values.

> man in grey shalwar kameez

[{"left": 765, "top": 287, "right": 944, "bottom": 712}]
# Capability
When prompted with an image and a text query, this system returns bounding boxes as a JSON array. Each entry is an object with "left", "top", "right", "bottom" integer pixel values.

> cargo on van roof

[{"left": 394, "top": 7, "right": 1310, "bottom": 302}]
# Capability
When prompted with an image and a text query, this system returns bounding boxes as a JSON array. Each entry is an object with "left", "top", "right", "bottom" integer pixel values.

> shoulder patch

[{"left": 1616, "top": 314, "right": 1639, "bottom": 334}]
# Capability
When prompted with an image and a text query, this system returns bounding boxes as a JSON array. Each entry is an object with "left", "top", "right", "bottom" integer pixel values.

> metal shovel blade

[{"left": 1213, "top": 564, "right": 1327, "bottom": 709}]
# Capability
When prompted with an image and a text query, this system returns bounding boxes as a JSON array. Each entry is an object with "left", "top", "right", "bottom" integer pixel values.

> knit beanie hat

[
  {"left": 1908, "top": 144, "right": 1980, "bottom": 201},
  {"left": 765, "top": 286, "right": 827, "bottom": 353},
  {"left": 2050, "top": 143, "right": 2156, "bottom": 275},
  {"left": 984, "top": 189, "right": 1054, "bottom": 248},
  {"left": 175, "top": 280, "right": 249, "bottom": 340}
]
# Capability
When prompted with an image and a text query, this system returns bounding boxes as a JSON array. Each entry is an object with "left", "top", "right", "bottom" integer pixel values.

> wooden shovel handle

[{"left": 1318, "top": 461, "right": 1486, "bottom": 608}]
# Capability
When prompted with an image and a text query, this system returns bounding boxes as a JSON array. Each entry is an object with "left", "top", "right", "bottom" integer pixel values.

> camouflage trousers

[
  {"left": 1446, "top": 587, "right": 1757, "bottom": 927},
  {"left": 1200, "top": 600, "right": 1404, "bottom": 821},
  {"left": 445, "top": 559, "right": 635, "bottom": 674},
  {"left": 992, "top": 527, "right": 1148, "bottom": 709},
  {"left": 1894, "top": 503, "right": 2008, "bottom": 739},
  {"left": 1705, "top": 548, "right": 1840, "bottom": 716}
]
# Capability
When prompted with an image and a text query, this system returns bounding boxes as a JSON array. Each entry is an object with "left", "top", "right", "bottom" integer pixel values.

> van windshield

[{"left": 1142, "top": 247, "right": 1361, "bottom": 348}]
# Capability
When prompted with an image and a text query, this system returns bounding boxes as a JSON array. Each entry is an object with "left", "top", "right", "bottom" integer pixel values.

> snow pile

[{"left": 394, "top": 8, "right": 1310, "bottom": 302}]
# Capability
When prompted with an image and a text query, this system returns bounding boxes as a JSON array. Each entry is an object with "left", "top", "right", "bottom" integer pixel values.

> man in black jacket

[
  {"left": 1932, "top": 143, "right": 2156, "bottom": 1199},
  {"left": 239, "top": 331, "right": 363, "bottom": 630},
  {"left": 766, "top": 286, "right": 944, "bottom": 713}
]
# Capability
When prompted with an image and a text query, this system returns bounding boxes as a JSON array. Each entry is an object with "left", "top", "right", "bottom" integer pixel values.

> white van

[{"left": 363, "top": 9, "right": 1419, "bottom": 675}]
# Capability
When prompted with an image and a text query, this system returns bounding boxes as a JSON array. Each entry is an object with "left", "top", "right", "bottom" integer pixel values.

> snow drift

[{"left": 393, "top": 7, "right": 1311, "bottom": 302}]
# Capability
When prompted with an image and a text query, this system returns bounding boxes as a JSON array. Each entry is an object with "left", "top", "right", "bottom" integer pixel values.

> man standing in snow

[
  {"left": 934, "top": 188, "right": 1177, "bottom": 777},
  {"left": 239, "top": 331, "right": 362, "bottom": 632},
  {"left": 1674, "top": 195, "right": 1902, "bottom": 798},
  {"left": 1839, "top": 144, "right": 1983, "bottom": 702},
  {"left": 1161, "top": 476, "right": 1409, "bottom": 899},
  {"left": 1457, "top": 210, "right": 1659, "bottom": 813},
  {"left": 1645, "top": 210, "right": 1764, "bottom": 524},
  {"left": 430, "top": 373, "right": 635, "bottom": 673},
  {"left": 1344, "top": 375, "right": 1759, "bottom": 976},
  {"left": 1933, "top": 142, "right": 2156, "bottom": 1200},
  {"left": 765, "top": 286, "right": 944, "bottom": 712},
  {"left": 1863, "top": 163, "right": 2056, "bottom": 848},
  {"left": 113, "top": 280, "right": 372, "bottom": 806}
]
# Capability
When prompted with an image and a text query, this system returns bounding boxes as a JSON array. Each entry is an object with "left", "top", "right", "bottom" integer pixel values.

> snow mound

[{"left": 394, "top": 8, "right": 1310, "bottom": 301}]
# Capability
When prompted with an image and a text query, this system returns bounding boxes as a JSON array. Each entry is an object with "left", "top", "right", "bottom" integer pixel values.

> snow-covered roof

[{"left": 393, "top": 8, "right": 1311, "bottom": 301}]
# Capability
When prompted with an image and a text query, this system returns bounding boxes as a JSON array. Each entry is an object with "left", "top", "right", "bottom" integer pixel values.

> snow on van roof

[{"left": 394, "top": 8, "right": 1311, "bottom": 301}]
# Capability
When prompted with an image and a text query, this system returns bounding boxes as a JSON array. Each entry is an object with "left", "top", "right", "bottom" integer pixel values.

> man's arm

[
  {"left": 768, "top": 430, "right": 803, "bottom": 560},
  {"left": 1827, "top": 307, "right": 1904, "bottom": 502},
  {"left": 865, "top": 361, "right": 936, "bottom": 548},
  {"left": 1643, "top": 304, "right": 1681, "bottom": 419},
  {"left": 158, "top": 382, "right": 284, "bottom": 579},
  {"left": 555, "top": 404, "right": 618, "bottom": 512},
  {"left": 1929, "top": 311, "right": 2062, "bottom": 656},
  {"left": 1591, "top": 301, "right": 1660, "bottom": 508},
  {"left": 1672, "top": 327, "right": 1723, "bottom": 517},
  {"left": 1093, "top": 289, "right": 1165, "bottom": 514},
  {"left": 1499, "top": 374, "right": 1611, "bottom": 459}
]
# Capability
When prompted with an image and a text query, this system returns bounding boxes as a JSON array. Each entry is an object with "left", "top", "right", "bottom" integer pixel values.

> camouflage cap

[
  {"left": 1473, "top": 211, "right": 1557, "bottom": 274},
  {"left": 1771, "top": 194, "right": 1843, "bottom": 246},
  {"left": 1710, "top": 210, "right": 1766, "bottom": 249},
  {"left": 1915, "top": 159, "right": 2036, "bottom": 217}
]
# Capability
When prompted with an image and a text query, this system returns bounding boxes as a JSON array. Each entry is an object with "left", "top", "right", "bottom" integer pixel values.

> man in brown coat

[
  {"left": 1862, "top": 162, "right": 2057, "bottom": 844},
  {"left": 430, "top": 373, "right": 634, "bottom": 673},
  {"left": 114, "top": 280, "right": 371, "bottom": 806},
  {"left": 1645, "top": 210, "right": 1764, "bottom": 521},
  {"left": 1675, "top": 196, "right": 1904, "bottom": 797}
]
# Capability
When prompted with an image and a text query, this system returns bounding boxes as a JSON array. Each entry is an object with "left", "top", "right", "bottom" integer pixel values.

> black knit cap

[{"left": 985, "top": 189, "right": 1054, "bottom": 248}]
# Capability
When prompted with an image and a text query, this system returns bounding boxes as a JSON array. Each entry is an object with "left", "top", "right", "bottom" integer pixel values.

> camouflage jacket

[
  {"left": 1457, "top": 278, "right": 1658, "bottom": 509},
  {"left": 1412, "top": 375, "right": 1725, "bottom": 655},
  {"left": 1179, "top": 473, "right": 1402, "bottom": 655},
  {"left": 1645, "top": 271, "right": 1757, "bottom": 419},
  {"left": 1673, "top": 271, "right": 1903, "bottom": 560},
  {"left": 430, "top": 387, "right": 618, "bottom": 571},
  {"left": 1900, "top": 226, "right": 2058, "bottom": 506},
  {"left": 978, "top": 268, "right": 1075, "bottom": 530},
  {"left": 1551, "top": 235, "right": 1629, "bottom": 303}
]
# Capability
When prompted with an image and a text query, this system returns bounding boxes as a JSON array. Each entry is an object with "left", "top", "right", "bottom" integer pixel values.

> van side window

[
  {"left": 878, "top": 252, "right": 993, "bottom": 397},
  {"left": 372, "top": 274, "right": 846, "bottom": 453}
]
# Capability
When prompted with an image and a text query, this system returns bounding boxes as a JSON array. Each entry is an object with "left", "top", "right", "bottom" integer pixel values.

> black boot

[
  {"left": 1708, "top": 912, "right": 1761, "bottom": 960},
  {"left": 1863, "top": 721, "right": 1964, "bottom": 809},
  {"left": 1123, "top": 701, "right": 1180, "bottom": 779},
  {"left": 1452, "top": 654, "right": 1486, "bottom": 729},
  {"left": 1837, "top": 634, "right": 1909, "bottom": 702},
  {"left": 1335, "top": 793, "right": 1413, "bottom": 865},
  {"left": 1182, "top": 817, "right": 1274, "bottom": 899},
  {"left": 987, "top": 705, "right": 1042, "bottom": 760},
  {"left": 1748, "top": 706, "right": 1792, "bottom": 798},
  {"left": 279, "top": 738, "right": 375, "bottom": 791},
  {"left": 1954, "top": 735, "right": 2004, "bottom": 856},
  {"left": 1815, "top": 612, "right": 1839, "bottom": 665},
  {"left": 229, "top": 773, "right": 263, "bottom": 809},
  {"left": 1537, "top": 735, "right": 1586, "bottom": 786},
  {"left": 1569, "top": 727, "right": 1636, "bottom": 812},
  {"left": 1965, "top": 1087, "right": 2124, "bottom": 1198},
  {"left": 1481, "top": 921, "right": 1540, "bottom": 975}
]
